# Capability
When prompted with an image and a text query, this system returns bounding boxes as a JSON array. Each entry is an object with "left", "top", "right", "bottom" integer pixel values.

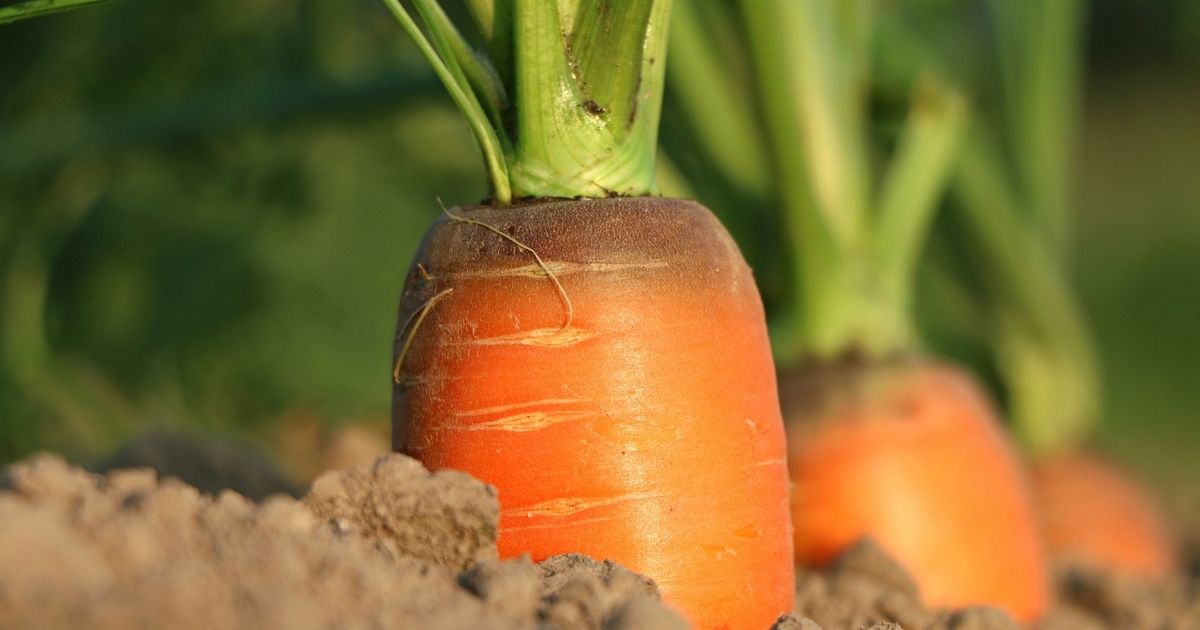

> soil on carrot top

[{"left": 0, "top": 448, "right": 1196, "bottom": 629}]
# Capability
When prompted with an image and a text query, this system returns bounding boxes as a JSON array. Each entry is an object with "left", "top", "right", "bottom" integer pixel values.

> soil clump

[
  {"left": 0, "top": 453, "right": 683, "bottom": 629},
  {"left": 778, "top": 538, "right": 1199, "bottom": 630}
]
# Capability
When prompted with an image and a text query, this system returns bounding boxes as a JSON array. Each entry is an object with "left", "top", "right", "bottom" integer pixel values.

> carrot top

[
  {"left": 838, "top": 1, "right": 1094, "bottom": 454},
  {"left": 943, "top": 0, "right": 1096, "bottom": 454},
  {"left": 668, "top": 1, "right": 968, "bottom": 363},
  {"left": 381, "top": 0, "right": 674, "bottom": 203}
]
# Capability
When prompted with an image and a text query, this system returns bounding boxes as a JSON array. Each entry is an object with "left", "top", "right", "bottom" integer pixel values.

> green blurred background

[{"left": 1, "top": 1, "right": 1197, "bottom": 515}]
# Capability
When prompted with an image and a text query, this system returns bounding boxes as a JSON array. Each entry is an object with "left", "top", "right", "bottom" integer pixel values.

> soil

[
  {"left": 778, "top": 539, "right": 1200, "bottom": 629},
  {"left": 0, "top": 451, "right": 1196, "bottom": 629},
  {"left": 0, "top": 453, "right": 686, "bottom": 629}
]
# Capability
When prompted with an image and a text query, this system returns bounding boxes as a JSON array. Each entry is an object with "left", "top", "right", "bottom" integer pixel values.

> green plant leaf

[
  {"left": 874, "top": 76, "right": 968, "bottom": 320},
  {"left": 380, "top": 0, "right": 511, "bottom": 201},
  {"left": 410, "top": 0, "right": 509, "bottom": 137},
  {"left": 0, "top": 0, "right": 105, "bottom": 24}
]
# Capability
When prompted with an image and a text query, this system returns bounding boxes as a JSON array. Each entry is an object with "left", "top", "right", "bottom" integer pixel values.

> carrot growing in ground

[
  {"left": 934, "top": 0, "right": 1177, "bottom": 580},
  {"left": 665, "top": 0, "right": 1048, "bottom": 621},
  {"left": 949, "top": 135, "right": 1177, "bottom": 581},
  {"left": 378, "top": 1, "right": 793, "bottom": 627}
]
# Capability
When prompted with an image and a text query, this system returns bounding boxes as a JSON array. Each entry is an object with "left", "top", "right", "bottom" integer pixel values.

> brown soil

[
  {"left": 0, "top": 453, "right": 685, "bottom": 629},
  {"left": 774, "top": 538, "right": 1199, "bottom": 630},
  {"left": 0, "top": 452, "right": 1195, "bottom": 630}
]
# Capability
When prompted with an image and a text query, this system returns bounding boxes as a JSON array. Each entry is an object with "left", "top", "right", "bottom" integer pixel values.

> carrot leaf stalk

[
  {"left": 740, "top": 0, "right": 968, "bottom": 362},
  {"left": 949, "top": 0, "right": 1094, "bottom": 454},
  {"left": 665, "top": 0, "right": 769, "bottom": 199},
  {"left": 381, "top": 0, "right": 673, "bottom": 203},
  {"left": 953, "top": 128, "right": 1099, "bottom": 453},
  {"left": 986, "top": 0, "right": 1084, "bottom": 253},
  {"left": 0, "top": 0, "right": 105, "bottom": 24}
]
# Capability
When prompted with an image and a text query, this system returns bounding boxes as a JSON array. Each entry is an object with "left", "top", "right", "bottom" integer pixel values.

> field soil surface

[{"left": 0, "top": 453, "right": 1195, "bottom": 629}]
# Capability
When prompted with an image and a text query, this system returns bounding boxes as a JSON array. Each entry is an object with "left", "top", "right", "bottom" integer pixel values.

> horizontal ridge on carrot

[{"left": 379, "top": 0, "right": 794, "bottom": 627}]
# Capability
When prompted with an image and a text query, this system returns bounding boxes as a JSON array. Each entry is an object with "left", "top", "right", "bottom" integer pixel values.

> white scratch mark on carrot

[
  {"left": 754, "top": 458, "right": 786, "bottom": 467},
  {"left": 504, "top": 492, "right": 662, "bottom": 518},
  {"left": 700, "top": 544, "right": 738, "bottom": 560},
  {"left": 455, "top": 410, "right": 594, "bottom": 433},
  {"left": 466, "top": 326, "right": 598, "bottom": 347},
  {"left": 502, "top": 514, "right": 621, "bottom": 533},
  {"left": 435, "top": 260, "right": 668, "bottom": 280},
  {"left": 456, "top": 398, "right": 584, "bottom": 417}
]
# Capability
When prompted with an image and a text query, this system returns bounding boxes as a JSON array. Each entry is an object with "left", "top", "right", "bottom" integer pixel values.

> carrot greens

[
  {"left": 381, "top": 0, "right": 673, "bottom": 203},
  {"left": 736, "top": 0, "right": 968, "bottom": 361},
  {"left": 0, "top": 0, "right": 105, "bottom": 24}
]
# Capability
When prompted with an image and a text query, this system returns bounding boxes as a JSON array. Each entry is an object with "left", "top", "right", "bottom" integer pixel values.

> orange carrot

[
  {"left": 783, "top": 360, "right": 1049, "bottom": 622},
  {"left": 380, "top": 2, "right": 795, "bottom": 625},
  {"left": 1032, "top": 450, "right": 1176, "bottom": 579},
  {"left": 393, "top": 198, "right": 793, "bottom": 629}
]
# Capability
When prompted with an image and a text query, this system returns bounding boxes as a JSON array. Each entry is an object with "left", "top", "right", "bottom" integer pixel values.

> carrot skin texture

[
  {"left": 1033, "top": 450, "right": 1176, "bottom": 579},
  {"left": 782, "top": 360, "right": 1049, "bottom": 622},
  {"left": 393, "top": 197, "right": 794, "bottom": 630}
]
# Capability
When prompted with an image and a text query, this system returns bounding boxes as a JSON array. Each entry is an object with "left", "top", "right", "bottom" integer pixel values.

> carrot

[
  {"left": 783, "top": 360, "right": 1048, "bottom": 621},
  {"left": 1032, "top": 450, "right": 1176, "bottom": 579},
  {"left": 395, "top": 198, "right": 792, "bottom": 628},
  {"left": 380, "top": 1, "right": 794, "bottom": 628},
  {"left": 936, "top": 0, "right": 1179, "bottom": 584},
  {"left": 663, "top": 1, "right": 1050, "bottom": 621}
]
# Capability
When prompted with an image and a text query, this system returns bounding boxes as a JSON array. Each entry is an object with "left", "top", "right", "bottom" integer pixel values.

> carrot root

[{"left": 393, "top": 197, "right": 795, "bottom": 630}]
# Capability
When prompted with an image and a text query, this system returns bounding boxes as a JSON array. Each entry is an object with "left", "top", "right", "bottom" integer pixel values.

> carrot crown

[{"left": 382, "top": 0, "right": 674, "bottom": 203}]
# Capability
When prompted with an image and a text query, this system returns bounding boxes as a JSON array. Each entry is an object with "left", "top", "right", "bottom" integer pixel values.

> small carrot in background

[
  {"left": 924, "top": 0, "right": 1179, "bottom": 581},
  {"left": 1033, "top": 451, "right": 1176, "bottom": 579},
  {"left": 379, "top": 1, "right": 794, "bottom": 628},
  {"left": 665, "top": 0, "right": 1048, "bottom": 621},
  {"left": 947, "top": 131, "right": 1179, "bottom": 581}
]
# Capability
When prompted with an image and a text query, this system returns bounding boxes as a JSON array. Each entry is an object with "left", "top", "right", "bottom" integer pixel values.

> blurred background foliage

[{"left": 0, "top": 0, "right": 1197, "bottom": 511}]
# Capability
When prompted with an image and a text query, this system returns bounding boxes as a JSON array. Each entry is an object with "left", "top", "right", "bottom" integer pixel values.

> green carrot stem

[
  {"left": 382, "top": 0, "right": 511, "bottom": 201},
  {"left": 953, "top": 127, "right": 1098, "bottom": 452},
  {"left": 463, "top": 0, "right": 514, "bottom": 82},
  {"left": 743, "top": 0, "right": 963, "bottom": 362},
  {"left": 666, "top": 0, "right": 769, "bottom": 198},
  {"left": 0, "top": 0, "right": 104, "bottom": 24},
  {"left": 873, "top": 76, "right": 968, "bottom": 348},
  {"left": 987, "top": 0, "right": 1085, "bottom": 252},
  {"left": 741, "top": 0, "right": 852, "bottom": 361},
  {"left": 381, "top": 0, "right": 673, "bottom": 202}
]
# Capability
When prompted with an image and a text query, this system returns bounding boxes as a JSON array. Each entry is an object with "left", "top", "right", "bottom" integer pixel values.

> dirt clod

[
  {"left": 793, "top": 537, "right": 1200, "bottom": 630},
  {"left": 0, "top": 453, "right": 678, "bottom": 630},
  {"left": 771, "top": 613, "right": 825, "bottom": 629},
  {"left": 791, "top": 538, "right": 1023, "bottom": 630},
  {"left": 303, "top": 454, "right": 499, "bottom": 570},
  {"left": 538, "top": 554, "right": 670, "bottom": 629},
  {"left": 1035, "top": 564, "right": 1200, "bottom": 630}
]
